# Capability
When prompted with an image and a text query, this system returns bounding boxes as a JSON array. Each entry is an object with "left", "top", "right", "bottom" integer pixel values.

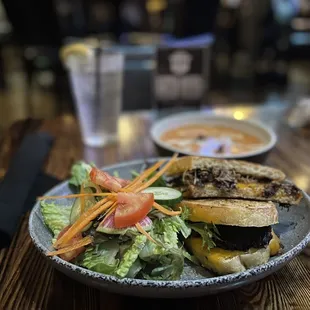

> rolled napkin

[{"left": 0, "top": 132, "right": 55, "bottom": 248}]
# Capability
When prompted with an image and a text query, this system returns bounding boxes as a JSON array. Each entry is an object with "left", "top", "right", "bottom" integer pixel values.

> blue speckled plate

[{"left": 29, "top": 158, "right": 310, "bottom": 298}]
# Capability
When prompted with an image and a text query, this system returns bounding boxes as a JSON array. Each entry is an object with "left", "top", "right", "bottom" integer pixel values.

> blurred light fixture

[
  {"left": 233, "top": 111, "right": 245, "bottom": 120},
  {"left": 118, "top": 116, "right": 134, "bottom": 142},
  {"left": 146, "top": 0, "right": 167, "bottom": 13}
]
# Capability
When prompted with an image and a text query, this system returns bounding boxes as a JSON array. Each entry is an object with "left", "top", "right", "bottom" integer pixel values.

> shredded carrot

[
  {"left": 80, "top": 185, "right": 85, "bottom": 214},
  {"left": 122, "top": 160, "right": 165, "bottom": 191},
  {"left": 153, "top": 202, "right": 182, "bottom": 216},
  {"left": 135, "top": 153, "right": 178, "bottom": 192},
  {"left": 135, "top": 223, "right": 159, "bottom": 245},
  {"left": 52, "top": 154, "right": 181, "bottom": 248},
  {"left": 54, "top": 198, "right": 114, "bottom": 248},
  {"left": 54, "top": 196, "right": 109, "bottom": 246},
  {"left": 101, "top": 203, "right": 118, "bottom": 223},
  {"left": 47, "top": 236, "right": 93, "bottom": 256},
  {"left": 38, "top": 192, "right": 116, "bottom": 200}
]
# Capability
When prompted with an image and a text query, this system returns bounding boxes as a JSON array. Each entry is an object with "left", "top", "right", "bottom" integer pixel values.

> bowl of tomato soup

[{"left": 150, "top": 112, "right": 277, "bottom": 163}]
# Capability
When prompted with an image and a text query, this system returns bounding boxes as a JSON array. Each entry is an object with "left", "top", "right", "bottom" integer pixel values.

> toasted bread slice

[
  {"left": 176, "top": 182, "right": 302, "bottom": 205},
  {"left": 186, "top": 234, "right": 280, "bottom": 275},
  {"left": 178, "top": 199, "right": 278, "bottom": 227},
  {"left": 165, "top": 156, "right": 286, "bottom": 181}
]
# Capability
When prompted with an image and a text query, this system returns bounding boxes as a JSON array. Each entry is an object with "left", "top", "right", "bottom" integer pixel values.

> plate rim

[
  {"left": 29, "top": 157, "right": 310, "bottom": 289},
  {"left": 150, "top": 112, "right": 277, "bottom": 159}
]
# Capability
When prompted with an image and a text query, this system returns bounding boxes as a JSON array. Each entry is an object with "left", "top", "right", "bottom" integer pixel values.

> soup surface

[{"left": 160, "top": 124, "right": 264, "bottom": 156}]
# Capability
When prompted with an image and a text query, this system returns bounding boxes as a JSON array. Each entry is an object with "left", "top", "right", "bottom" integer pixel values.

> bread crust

[
  {"left": 179, "top": 199, "right": 278, "bottom": 227},
  {"left": 165, "top": 156, "right": 286, "bottom": 181},
  {"left": 178, "top": 183, "right": 302, "bottom": 205}
]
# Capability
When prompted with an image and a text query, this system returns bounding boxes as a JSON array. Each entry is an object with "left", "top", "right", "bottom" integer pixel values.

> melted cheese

[
  {"left": 189, "top": 238, "right": 243, "bottom": 259},
  {"left": 186, "top": 238, "right": 245, "bottom": 274},
  {"left": 236, "top": 183, "right": 259, "bottom": 190},
  {"left": 187, "top": 234, "right": 280, "bottom": 273},
  {"left": 269, "top": 231, "right": 281, "bottom": 256}
]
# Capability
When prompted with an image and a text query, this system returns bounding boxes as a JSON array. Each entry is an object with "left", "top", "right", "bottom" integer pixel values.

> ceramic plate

[
  {"left": 29, "top": 158, "right": 310, "bottom": 298},
  {"left": 150, "top": 112, "right": 277, "bottom": 163}
]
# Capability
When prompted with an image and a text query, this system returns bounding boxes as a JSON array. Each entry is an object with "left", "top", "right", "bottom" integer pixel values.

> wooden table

[{"left": 0, "top": 106, "right": 310, "bottom": 310}]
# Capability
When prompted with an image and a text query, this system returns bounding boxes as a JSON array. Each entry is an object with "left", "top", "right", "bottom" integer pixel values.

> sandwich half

[
  {"left": 179, "top": 199, "right": 281, "bottom": 275},
  {"left": 165, "top": 156, "right": 302, "bottom": 205}
]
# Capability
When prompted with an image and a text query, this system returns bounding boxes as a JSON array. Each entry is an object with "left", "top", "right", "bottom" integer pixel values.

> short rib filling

[
  {"left": 215, "top": 225, "right": 272, "bottom": 251},
  {"left": 191, "top": 225, "right": 273, "bottom": 251},
  {"left": 166, "top": 168, "right": 300, "bottom": 199}
]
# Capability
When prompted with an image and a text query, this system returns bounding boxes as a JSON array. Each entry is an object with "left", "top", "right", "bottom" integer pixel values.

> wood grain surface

[{"left": 0, "top": 109, "right": 310, "bottom": 310}]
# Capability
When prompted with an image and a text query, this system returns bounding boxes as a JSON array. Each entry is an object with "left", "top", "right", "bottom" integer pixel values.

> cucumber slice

[{"left": 142, "top": 187, "right": 182, "bottom": 206}]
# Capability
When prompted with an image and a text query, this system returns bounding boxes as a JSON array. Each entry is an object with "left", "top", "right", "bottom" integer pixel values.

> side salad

[{"left": 39, "top": 154, "right": 197, "bottom": 280}]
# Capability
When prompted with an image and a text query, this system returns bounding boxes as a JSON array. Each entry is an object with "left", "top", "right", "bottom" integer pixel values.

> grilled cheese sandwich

[
  {"left": 166, "top": 156, "right": 302, "bottom": 205},
  {"left": 177, "top": 199, "right": 282, "bottom": 275}
]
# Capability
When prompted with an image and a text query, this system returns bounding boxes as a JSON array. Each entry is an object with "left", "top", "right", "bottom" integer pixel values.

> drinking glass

[{"left": 67, "top": 46, "right": 124, "bottom": 147}]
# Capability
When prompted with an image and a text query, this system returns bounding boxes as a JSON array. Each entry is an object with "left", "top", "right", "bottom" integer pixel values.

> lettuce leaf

[
  {"left": 153, "top": 216, "right": 191, "bottom": 241},
  {"left": 186, "top": 222, "right": 220, "bottom": 250},
  {"left": 126, "top": 258, "right": 145, "bottom": 278},
  {"left": 180, "top": 205, "right": 191, "bottom": 221},
  {"left": 96, "top": 222, "right": 152, "bottom": 236},
  {"left": 155, "top": 219, "right": 179, "bottom": 248},
  {"left": 148, "top": 209, "right": 166, "bottom": 220},
  {"left": 182, "top": 249, "right": 200, "bottom": 265},
  {"left": 168, "top": 216, "right": 191, "bottom": 239},
  {"left": 79, "top": 240, "right": 119, "bottom": 275},
  {"left": 41, "top": 201, "right": 71, "bottom": 240},
  {"left": 138, "top": 217, "right": 187, "bottom": 280},
  {"left": 69, "top": 161, "right": 94, "bottom": 187},
  {"left": 144, "top": 253, "right": 183, "bottom": 280},
  {"left": 115, "top": 234, "right": 147, "bottom": 278},
  {"left": 139, "top": 239, "right": 168, "bottom": 262},
  {"left": 148, "top": 173, "right": 166, "bottom": 187},
  {"left": 113, "top": 170, "right": 120, "bottom": 178},
  {"left": 140, "top": 244, "right": 184, "bottom": 280}
]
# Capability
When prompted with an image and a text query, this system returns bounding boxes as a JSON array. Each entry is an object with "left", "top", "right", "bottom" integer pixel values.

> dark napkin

[{"left": 0, "top": 132, "right": 58, "bottom": 248}]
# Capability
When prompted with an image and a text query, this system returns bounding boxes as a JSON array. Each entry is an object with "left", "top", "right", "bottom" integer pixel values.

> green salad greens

[
  {"left": 41, "top": 160, "right": 198, "bottom": 281},
  {"left": 41, "top": 201, "right": 71, "bottom": 243},
  {"left": 186, "top": 222, "right": 221, "bottom": 251},
  {"left": 68, "top": 161, "right": 94, "bottom": 187}
]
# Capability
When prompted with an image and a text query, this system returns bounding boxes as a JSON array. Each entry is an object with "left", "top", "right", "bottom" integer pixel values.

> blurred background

[{"left": 1, "top": 0, "right": 310, "bottom": 132}]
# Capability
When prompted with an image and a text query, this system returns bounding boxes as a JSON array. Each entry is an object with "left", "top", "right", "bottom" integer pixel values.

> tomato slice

[
  {"left": 113, "top": 176, "right": 131, "bottom": 187},
  {"left": 90, "top": 168, "right": 129, "bottom": 192},
  {"left": 114, "top": 193, "right": 154, "bottom": 228},
  {"left": 57, "top": 225, "right": 85, "bottom": 262}
]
